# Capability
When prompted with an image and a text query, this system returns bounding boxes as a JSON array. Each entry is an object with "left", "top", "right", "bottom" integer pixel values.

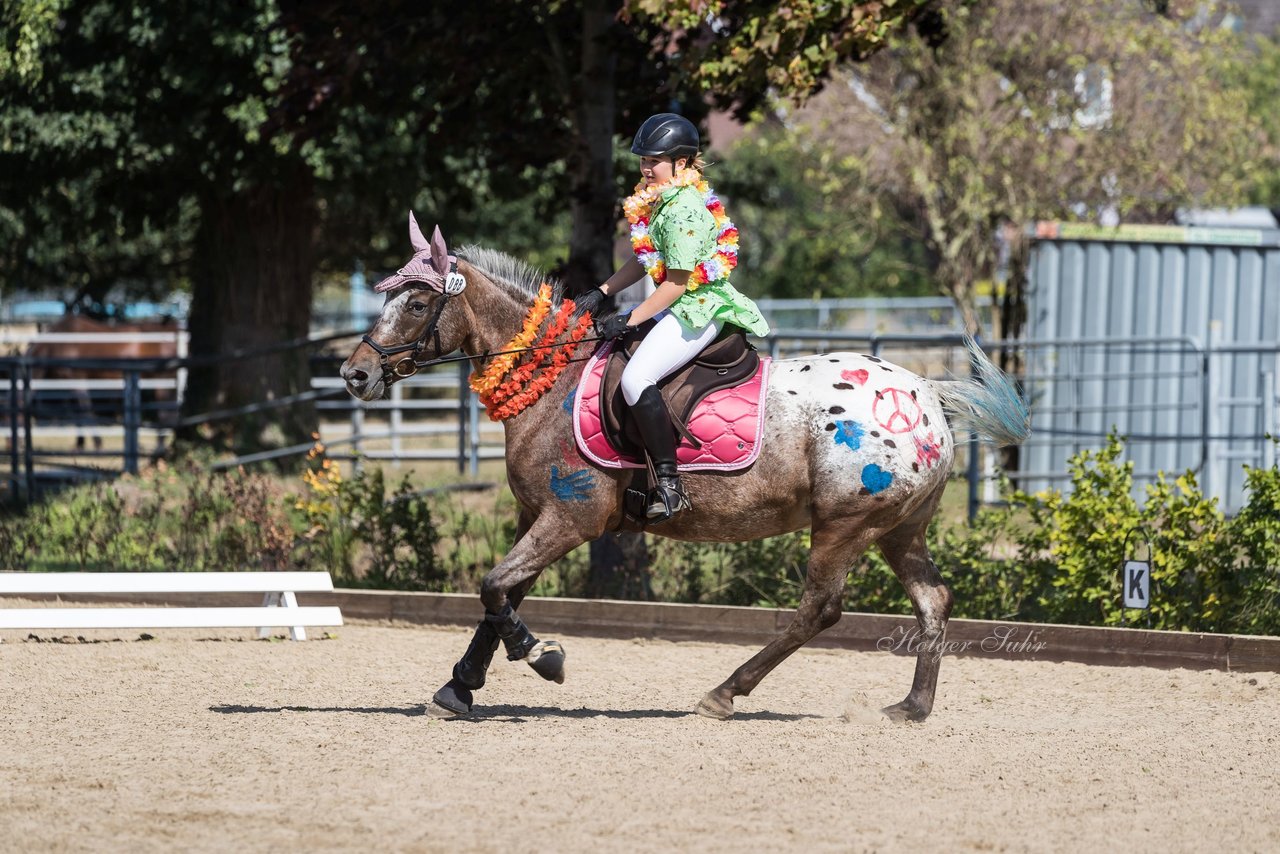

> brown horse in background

[{"left": 26, "top": 312, "right": 182, "bottom": 452}]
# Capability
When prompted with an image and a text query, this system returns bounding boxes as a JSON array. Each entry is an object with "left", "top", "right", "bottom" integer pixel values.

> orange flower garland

[
  {"left": 469, "top": 284, "right": 552, "bottom": 399},
  {"left": 483, "top": 298, "right": 576, "bottom": 408},
  {"left": 488, "top": 313, "right": 593, "bottom": 421},
  {"left": 468, "top": 283, "right": 596, "bottom": 421}
]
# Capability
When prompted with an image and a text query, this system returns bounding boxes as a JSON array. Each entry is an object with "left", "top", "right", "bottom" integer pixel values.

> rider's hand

[
  {"left": 572, "top": 288, "right": 606, "bottom": 318},
  {"left": 597, "top": 312, "right": 633, "bottom": 341}
]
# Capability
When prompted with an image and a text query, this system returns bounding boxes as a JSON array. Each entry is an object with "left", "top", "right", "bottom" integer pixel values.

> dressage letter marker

[{"left": 1122, "top": 560, "right": 1150, "bottom": 610}]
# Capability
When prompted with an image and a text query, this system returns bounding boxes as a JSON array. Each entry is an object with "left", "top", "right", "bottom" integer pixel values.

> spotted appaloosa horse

[{"left": 341, "top": 217, "right": 1030, "bottom": 722}]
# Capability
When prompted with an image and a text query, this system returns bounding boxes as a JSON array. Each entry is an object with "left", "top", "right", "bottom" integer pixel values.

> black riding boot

[{"left": 630, "top": 386, "right": 691, "bottom": 521}]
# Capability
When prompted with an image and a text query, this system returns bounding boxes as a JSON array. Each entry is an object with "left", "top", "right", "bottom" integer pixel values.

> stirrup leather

[{"left": 646, "top": 476, "right": 691, "bottom": 521}]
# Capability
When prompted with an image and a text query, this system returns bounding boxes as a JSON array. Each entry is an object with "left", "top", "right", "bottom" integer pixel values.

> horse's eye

[{"left": 409, "top": 301, "right": 427, "bottom": 314}]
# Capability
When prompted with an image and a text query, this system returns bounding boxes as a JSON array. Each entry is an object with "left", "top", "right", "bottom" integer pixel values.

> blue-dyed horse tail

[{"left": 932, "top": 337, "right": 1031, "bottom": 446}]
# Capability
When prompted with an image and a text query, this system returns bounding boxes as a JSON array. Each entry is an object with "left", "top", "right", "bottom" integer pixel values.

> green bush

[
  {"left": 3, "top": 434, "right": 1278, "bottom": 636},
  {"left": 641, "top": 432, "right": 1280, "bottom": 636}
]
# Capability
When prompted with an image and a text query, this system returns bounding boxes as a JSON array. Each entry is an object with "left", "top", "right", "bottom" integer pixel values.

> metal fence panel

[{"left": 1027, "top": 224, "right": 1280, "bottom": 512}]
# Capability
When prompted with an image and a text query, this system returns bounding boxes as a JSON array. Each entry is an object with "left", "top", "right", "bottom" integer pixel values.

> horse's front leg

[{"left": 430, "top": 508, "right": 598, "bottom": 717}]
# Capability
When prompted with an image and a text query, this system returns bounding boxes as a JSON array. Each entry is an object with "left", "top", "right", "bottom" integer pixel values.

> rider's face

[{"left": 639, "top": 156, "right": 686, "bottom": 186}]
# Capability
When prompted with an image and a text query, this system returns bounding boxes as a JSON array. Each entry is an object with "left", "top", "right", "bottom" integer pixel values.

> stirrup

[{"left": 646, "top": 477, "right": 691, "bottom": 521}]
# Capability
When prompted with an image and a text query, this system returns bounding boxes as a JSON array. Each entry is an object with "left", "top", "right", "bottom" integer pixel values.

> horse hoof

[
  {"left": 696, "top": 692, "right": 734, "bottom": 720},
  {"left": 527, "top": 640, "right": 566, "bottom": 684},
  {"left": 431, "top": 679, "right": 473, "bottom": 717},
  {"left": 881, "top": 700, "right": 929, "bottom": 722}
]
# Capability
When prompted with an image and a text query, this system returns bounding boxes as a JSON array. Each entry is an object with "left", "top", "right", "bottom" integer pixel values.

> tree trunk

[
  {"left": 563, "top": 0, "right": 619, "bottom": 296},
  {"left": 586, "top": 531, "right": 655, "bottom": 600},
  {"left": 569, "top": 0, "right": 652, "bottom": 593},
  {"left": 181, "top": 166, "right": 318, "bottom": 459},
  {"left": 995, "top": 231, "right": 1030, "bottom": 480}
]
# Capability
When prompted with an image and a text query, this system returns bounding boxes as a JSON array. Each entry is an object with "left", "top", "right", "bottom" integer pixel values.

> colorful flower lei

[
  {"left": 622, "top": 171, "right": 739, "bottom": 292},
  {"left": 467, "top": 283, "right": 596, "bottom": 421}
]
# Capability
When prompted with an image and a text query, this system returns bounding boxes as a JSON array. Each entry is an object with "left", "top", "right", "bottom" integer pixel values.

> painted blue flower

[
  {"left": 833, "top": 419, "right": 864, "bottom": 452},
  {"left": 550, "top": 465, "right": 594, "bottom": 501},
  {"left": 562, "top": 389, "right": 577, "bottom": 413}
]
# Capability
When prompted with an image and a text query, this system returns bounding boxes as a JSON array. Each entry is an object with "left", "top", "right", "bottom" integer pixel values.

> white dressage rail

[{"left": 0, "top": 571, "right": 343, "bottom": 641}]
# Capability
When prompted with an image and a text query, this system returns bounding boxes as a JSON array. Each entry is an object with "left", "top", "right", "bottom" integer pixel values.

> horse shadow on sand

[{"left": 208, "top": 703, "right": 819, "bottom": 722}]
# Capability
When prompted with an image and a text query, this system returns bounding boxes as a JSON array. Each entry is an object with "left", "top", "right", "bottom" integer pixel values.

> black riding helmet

[{"left": 631, "top": 113, "right": 699, "bottom": 163}]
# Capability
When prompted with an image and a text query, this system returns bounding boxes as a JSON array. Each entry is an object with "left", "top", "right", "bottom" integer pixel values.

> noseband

[{"left": 361, "top": 294, "right": 452, "bottom": 386}]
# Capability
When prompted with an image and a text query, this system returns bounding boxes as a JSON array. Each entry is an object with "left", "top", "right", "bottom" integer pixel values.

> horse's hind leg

[
  {"left": 876, "top": 495, "right": 953, "bottom": 722},
  {"left": 697, "top": 529, "right": 866, "bottom": 720}
]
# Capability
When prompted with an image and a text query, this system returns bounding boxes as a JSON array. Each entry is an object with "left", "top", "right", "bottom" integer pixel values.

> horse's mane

[{"left": 458, "top": 246, "right": 565, "bottom": 304}]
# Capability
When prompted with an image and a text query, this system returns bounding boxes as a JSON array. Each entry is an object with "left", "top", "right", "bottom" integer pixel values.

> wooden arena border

[{"left": 11, "top": 588, "right": 1275, "bottom": 673}]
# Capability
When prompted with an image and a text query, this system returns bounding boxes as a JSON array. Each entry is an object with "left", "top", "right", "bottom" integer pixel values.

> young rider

[{"left": 576, "top": 113, "right": 770, "bottom": 522}]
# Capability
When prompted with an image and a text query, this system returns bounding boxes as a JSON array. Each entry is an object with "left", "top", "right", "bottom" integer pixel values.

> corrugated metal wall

[{"left": 1023, "top": 223, "right": 1280, "bottom": 512}]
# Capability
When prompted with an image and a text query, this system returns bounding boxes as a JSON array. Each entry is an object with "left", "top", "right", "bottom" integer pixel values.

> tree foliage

[
  {"left": 793, "top": 0, "right": 1264, "bottom": 335},
  {"left": 1227, "top": 33, "right": 1280, "bottom": 210},
  {"left": 710, "top": 121, "right": 933, "bottom": 299},
  {"left": 629, "top": 0, "right": 939, "bottom": 113},
  {"left": 0, "top": 0, "right": 692, "bottom": 452}
]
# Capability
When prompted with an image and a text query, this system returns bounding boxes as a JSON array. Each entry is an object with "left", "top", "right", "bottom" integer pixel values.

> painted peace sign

[{"left": 873, "top": 387, "right": 922, "bottom": 434}]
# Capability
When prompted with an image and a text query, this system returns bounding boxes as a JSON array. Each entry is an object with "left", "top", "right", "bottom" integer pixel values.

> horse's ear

[
  {"left": 408, "top": 211, "right": 429, "bottom": 253},
  {"left": 430, "top": 225, "right": 449, "bottom": 274}
]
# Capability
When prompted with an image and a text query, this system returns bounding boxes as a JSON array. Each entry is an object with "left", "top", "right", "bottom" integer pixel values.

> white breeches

[{"left": 620, "top": 311, "right": 724, "bottom": 406}]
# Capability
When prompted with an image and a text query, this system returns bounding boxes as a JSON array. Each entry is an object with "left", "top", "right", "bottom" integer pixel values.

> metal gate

[{"left": 1027, "top": 223, "right": 1280, "bottom": 512}]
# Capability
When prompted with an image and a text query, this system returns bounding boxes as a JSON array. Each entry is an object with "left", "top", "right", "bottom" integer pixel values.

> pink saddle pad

[{"left": 572, "top": 342, "right": 771, "bottom": 472}]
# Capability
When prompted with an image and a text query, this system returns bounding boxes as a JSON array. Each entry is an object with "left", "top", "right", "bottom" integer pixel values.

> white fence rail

[{"left": 0, "top": 571, "right": 343, "bottom": 641}]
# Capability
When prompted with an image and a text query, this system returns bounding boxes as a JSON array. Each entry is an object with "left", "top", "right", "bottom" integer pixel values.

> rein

[
  {"left": 361, "top": 289, "right": 603, "bottom": 390},
  {"left": 366, "top": 324, "right": 602, "bottom": 382}
]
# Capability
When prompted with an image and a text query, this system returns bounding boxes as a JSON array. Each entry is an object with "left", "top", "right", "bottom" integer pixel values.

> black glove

[
  {"left": 571, "top": 288, "right": 606, "bottom": 318},
  {"left": 597, "top": 312, "right": 633, "bottom": 341}
]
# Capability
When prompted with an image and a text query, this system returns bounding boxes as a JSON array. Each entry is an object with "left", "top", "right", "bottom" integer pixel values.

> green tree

[
  {"left": 1228, "top": 34, "right": 1280, "bottom": 210},
  {"left": 629, "top": 0, "right": 941, "bottom": 113},
  {"left": 790, "top": 0, "right": 1264, "bottom": 336},
  {"left": 0, "top": 0, "right": 696, "bottom": 454},
  {"left": 711, "top": 122, "right": 933, "bottom": 300}
]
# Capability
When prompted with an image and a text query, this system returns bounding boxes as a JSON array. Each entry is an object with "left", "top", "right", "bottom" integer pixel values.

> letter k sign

[{"left": 1123, "top": 560, "right": 1150, "bottom": 609}]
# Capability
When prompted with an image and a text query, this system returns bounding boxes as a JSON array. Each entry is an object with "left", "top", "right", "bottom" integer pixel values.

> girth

[{"left": 600, "top": 320, "right": 760, "bottom": 459}]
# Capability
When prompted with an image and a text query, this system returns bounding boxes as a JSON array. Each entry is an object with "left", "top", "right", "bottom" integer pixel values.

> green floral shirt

[{"left": 649, "top": 185, "right": 770, "bottom": 337}]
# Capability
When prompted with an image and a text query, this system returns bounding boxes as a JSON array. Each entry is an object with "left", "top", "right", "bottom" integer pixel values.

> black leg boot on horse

[
  {"left": 431, "top": 604, "right": 566, "bottom": 716},
  {"left": 430, "top": 620, "right": 500, "bottom": 716},
  {"left": 631, "top": 386, "right": 691, "bottom": 522}
]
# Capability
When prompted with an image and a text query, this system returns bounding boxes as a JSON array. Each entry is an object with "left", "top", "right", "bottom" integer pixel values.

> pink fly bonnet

[{"left": 373, "top": 212, "right": 466, "bottom": 296}]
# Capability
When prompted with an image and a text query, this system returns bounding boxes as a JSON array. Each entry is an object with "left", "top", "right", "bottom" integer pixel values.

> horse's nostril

[{"left": 345, "top": 367, "right": 368, "bottom": 388}]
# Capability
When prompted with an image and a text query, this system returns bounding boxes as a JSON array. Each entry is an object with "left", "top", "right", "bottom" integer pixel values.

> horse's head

[{"left": 341, "top": 212, "right": 472, "bottom": 401}]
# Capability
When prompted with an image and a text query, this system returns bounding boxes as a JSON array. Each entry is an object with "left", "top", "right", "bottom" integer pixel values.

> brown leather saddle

[{"left": 600, "top": 319, "right": 760, "bottom": 460}]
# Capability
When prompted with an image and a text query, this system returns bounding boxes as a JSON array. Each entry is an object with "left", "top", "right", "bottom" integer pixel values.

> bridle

[
  {"left": 361, "top": 257, "right": 464, "bottom": 387},
  {"left": 359, "top": 256, "right": 606, "bottom": 390}
]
